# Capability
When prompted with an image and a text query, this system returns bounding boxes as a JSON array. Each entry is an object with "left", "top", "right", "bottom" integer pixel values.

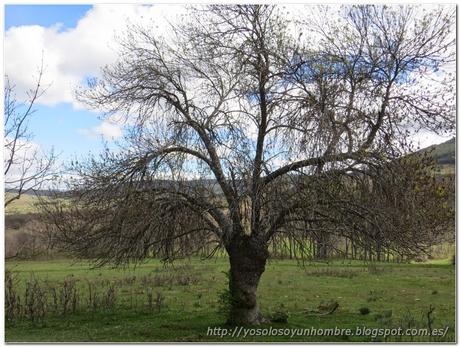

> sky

[
  {"left": 5, "top": 5, "right": 119, "bottom": 163},
  {"left": 5, "top": 5, "right": 92, "bottom": 29},
  {"left": 3, "top": 4, "right": 455, "bottom": 174},
  {"left": 4, "top": 4, "right": 188, "bottom": 166}
]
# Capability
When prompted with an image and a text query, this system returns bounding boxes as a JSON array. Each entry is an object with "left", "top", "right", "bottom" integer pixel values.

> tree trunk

[
  {"left": 226, "top": 234, "right": 269, "bottom": 325},
  {"left": 316, "top": 232, "right": 329, "bottom": 260}
]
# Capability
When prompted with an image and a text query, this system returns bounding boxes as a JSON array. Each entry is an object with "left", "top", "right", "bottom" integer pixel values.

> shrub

[
  {"left": 154, "top": 292, "right": 165, "bottom": 312},
  {"left": 59, "top": 277, "right": 78, "bottom": 315},
  {"left": 47, "top": 285, "right": 58, "bottom": 312},
  {"left": 102, "top": 284, "right": 117, "bottom": 310},
  {"left": 146, "top": 289, "right": 165, "bottom": 313},
  {"left": 146, "top": 288, "right": 153, "bottom": 311},
  {"left": 5, "top": 271, "right": 21, "bottom": 323},
  {"left": 24, "top": 276, "right": 47, "bottom": 326},
  {"left": 271, "top": 304, "right": 289, "bottom": 323},
  {"left": 87, "top": 281, "right": 100, "bottom": 311}
]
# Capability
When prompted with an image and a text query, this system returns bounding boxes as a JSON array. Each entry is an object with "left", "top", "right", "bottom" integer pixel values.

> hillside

[
  {"left": 4, "top": 193, "right": 40, "bottom": 215},
  {"left": 420, "top": 137, "right": 455, "bottom": 164},
  {"left": 418, "top": 137, "right": 455, "bottom": 174}
]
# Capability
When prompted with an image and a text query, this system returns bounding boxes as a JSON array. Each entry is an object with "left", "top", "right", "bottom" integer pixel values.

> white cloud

[
  {"left": 4, "top": 4, "right": 187, "bottom": 108},
  {"left": 77, "top": 120, "right": 123, "bottom": 140},
  {"left": 4, "top": 137, "right": 55, "bottom": 189},
  {"left": 5, "top": 4, "right": 454, "bottom": 150},
  {"left": 410, "top": 130, "right": 454, "bottom": 150}
]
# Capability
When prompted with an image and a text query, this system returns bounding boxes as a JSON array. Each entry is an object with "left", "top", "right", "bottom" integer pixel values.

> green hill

[
  {"left": 418, "top": 137, "right": 455, "bottom": 174},
  {"left": 421, "top": 137, "right": 455, "bottom": 164}
]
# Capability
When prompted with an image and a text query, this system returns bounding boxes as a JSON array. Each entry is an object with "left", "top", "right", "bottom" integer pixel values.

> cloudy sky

[
  {"left": 4, "top": 4, "right": 188, "bottom": 162},
  {"left": 4, "top": 4, "right": 454, "bottom": 166}
]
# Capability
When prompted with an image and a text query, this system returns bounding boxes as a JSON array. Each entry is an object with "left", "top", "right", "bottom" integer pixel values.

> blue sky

[
  {"left": 29, "top": 103, "right": 109, "bottom": 159},
  {"left": 5, "top": 4, "right": 123, "bottom": 164},
  {"left": 5, "top": 5, "right": 92, "bottom": 30}
]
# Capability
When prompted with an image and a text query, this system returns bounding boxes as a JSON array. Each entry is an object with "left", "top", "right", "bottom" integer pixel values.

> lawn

[{"left": 5, "top": 257, "right": 455, "bottom": 342}]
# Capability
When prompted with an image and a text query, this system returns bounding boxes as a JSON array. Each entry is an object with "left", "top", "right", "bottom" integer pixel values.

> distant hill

[
  {"left": 4, "top": 192, "right": 40, "bottom": 215},
  {"left": 418, "top": 137, "right": 455, "bottom": 174},
  {"left": 5, "top": 188, "right": 60, "bottom": 197},
  {"left": 420, "top": 137, "right": 455, "bottom": 164}
]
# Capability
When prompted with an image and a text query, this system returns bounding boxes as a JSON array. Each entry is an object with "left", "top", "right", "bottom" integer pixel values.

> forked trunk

[{"left": 227, "top": 235, "right": 269, "bottom": 325}]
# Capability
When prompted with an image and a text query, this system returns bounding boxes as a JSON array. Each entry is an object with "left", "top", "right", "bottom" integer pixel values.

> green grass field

[
  {"left": 5, "top": 257, "right": 455, "bottom": 342},
  {"left": 4, "top": 193, "right": 40, "bottom": 215}
]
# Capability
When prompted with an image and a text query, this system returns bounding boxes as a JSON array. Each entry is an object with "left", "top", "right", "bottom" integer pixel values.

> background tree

[
  {"left": 4, "top": 67, "right": 57, "bottom": 206},
  {"left": 40, "top": 5, "right": 455, "bottom": 324}
]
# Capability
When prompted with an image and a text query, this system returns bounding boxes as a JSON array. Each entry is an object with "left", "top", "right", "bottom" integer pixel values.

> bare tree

[
  {"left": 41, "top": 5, "right": 454, "bottom": 324},
  {"left": 4, "top": 67, "right": 57, "bottom": 206}
]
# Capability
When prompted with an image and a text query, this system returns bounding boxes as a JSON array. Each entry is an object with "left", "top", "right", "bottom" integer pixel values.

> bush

[
  {"left": 102, "top": 284, "right": 117, "bottom": 310},
  {"left": 5, "top": 271, "right": 21, "bottom": 324},
  {"left": 24, "top": 276, "right": 47, "bottom": 326},
  {"left": 271, "top": 304, "right": 289, "bottom": 323},
  {"left": 59, "top": 277, "right": 78, "bottom": 315},
  {"left": 146, "top": 289, "right": 165, "bottom": 312}
]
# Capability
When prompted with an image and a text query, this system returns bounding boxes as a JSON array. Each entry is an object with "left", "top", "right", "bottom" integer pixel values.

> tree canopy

[{"left": 40, "top": 5, "right": 455, "bottom": 324}]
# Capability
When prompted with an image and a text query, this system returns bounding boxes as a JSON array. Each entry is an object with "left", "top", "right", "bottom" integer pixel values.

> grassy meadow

[
  {"left": 4, "top": 193, "right": 40, "bottom": 215},
  {"left": 5, "top": 257, "right": 455, "bottom": 343},
  {"left": 4, "top": 193, "right": 457, "bottom": 342}
]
